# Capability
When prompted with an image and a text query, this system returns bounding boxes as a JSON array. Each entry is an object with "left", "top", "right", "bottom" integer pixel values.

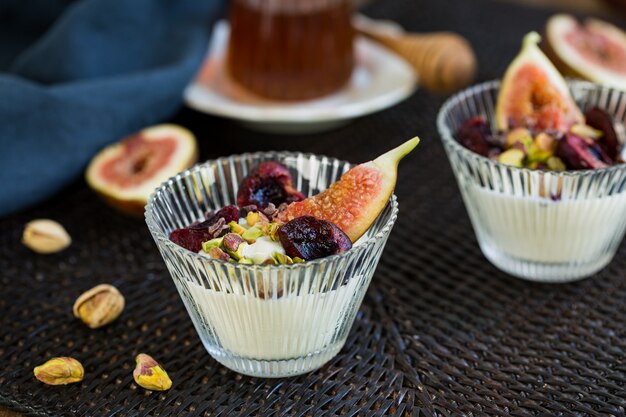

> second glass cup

[{"left": 438, "top": 80, "right": 626, "bottom": 283}]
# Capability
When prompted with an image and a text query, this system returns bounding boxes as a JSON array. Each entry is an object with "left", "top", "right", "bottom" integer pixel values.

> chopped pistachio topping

[
  {"left": 238, "top": 257, "right": 254, "bottom": 264},
  {"left": 228, "top": 221, "right": 247, "bottom": 235},
  {"left": 202, "top": 237, "right": 224, "bottom": 252},
  {"left": 547, "top": 156, "right": 566, "bottom": 171},
  {"left": 246, "top": 211, "right": 260, "bottom": 226},
  {"left": 242, "top": 227, "right": 264, "bottom": 243},
  {"left": 498, "top": 148, "right": 525, "bottom": 167},
  {"left": 274, "top": 252, "right": 294, "bottom": 265},
  {"left": 506, "top": 128, "right": 532, "bottom": 148}
]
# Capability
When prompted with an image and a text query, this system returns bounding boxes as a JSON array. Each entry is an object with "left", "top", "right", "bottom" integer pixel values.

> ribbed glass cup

[
  {"left": 437, "top": 80, "right": 626, "bottom": 282},
  {"left": 145, "top": 152, "right": 398, "bottom": 377}
]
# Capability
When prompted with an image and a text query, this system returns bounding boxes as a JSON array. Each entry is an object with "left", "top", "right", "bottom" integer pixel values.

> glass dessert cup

[
  {"left": 438, "top": 80, "right": 626, "bottom": 283},
  {"left": 145, "top": 152, "right": 398, "bottom": 377}
]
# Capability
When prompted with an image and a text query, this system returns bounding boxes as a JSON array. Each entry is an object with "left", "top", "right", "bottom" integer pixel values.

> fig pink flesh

[
  {"left": 99, "top": 135, "right": 177, "bottom": 188},
  {"left": 565, "top": 28, "right": 626, "bottom": 75}
]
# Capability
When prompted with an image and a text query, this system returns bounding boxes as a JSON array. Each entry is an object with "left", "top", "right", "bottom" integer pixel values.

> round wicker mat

[{"left": 2, "top": 0, "right": 626, "bottom": 416}]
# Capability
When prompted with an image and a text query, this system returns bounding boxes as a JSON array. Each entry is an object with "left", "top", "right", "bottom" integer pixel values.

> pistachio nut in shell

[
  {"left": 133, "top": 353, "right": 172, "bottom": 391},
  {"left": 34, "top": 357, "right": 84, "bottom": 385},
  {"left": 22, "top": 219, "right": 71, "bottom": 254},
  {"left": 73, "top": 284, "right": 125, "bottom": 329}
]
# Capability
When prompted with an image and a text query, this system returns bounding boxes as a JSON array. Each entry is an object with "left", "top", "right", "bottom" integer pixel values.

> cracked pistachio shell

[
  {"left": 22, "top": 219, "right": 71, "bottom": 254},
  {"left": 34, "top": 357, "right": 84, "bottom": 385},
  {"left": 133, "top": 353, "right": 172, "bottom": 391},
  {"left": 73, "top": 284, "right": 125, "bottom": 329}
]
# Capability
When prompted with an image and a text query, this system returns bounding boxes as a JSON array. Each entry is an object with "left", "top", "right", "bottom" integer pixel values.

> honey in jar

[{"left": 227, "top": 0, "right": 355, "bottom": 101}]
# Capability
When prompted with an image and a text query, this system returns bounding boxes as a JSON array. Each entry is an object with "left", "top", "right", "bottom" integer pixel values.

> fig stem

[
  {"left": 522, "top": 31, "right": 542, "bottom": 51},
  {"left": 373, "top": 137, "right": 420, "bottom": 169}
]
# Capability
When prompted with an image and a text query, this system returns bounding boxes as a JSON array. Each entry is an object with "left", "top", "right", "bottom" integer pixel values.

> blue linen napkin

[{"left": 0, "top": 0, "right": 224, "bottom": 217}]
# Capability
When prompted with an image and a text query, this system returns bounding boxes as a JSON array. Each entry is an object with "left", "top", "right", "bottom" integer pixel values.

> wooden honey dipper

[{"left": 354, "top": 15, "right": 477, "bottom": 94}]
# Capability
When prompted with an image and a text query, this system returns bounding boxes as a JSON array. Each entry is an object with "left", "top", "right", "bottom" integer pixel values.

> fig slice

[
  {"left": 86, "top": 124, "right": 198, "bottom": 216},
  {"left": 496, "top": 32, "right": 584, "bottom": 132},
  {"left": 545, "top": 14, "right": 626, "bottom": 90},
  {"left": 277, "top": 137, "right": 419, "bottom": 243}
]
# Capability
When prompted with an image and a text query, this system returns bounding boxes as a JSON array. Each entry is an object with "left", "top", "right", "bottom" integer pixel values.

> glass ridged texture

[
  {"left": 145, "top": 152, "right": 398, "bottom": 377},
  {"left": 438, "top": 80, "right": 626, "bottom": 283}
]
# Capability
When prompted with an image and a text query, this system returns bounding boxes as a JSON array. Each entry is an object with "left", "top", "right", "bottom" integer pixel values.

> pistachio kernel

[
  {"left": 274, "top": 252, "right": 294, "bottom": 265},
  {"left": 547, "top": 156, "right": 567, "bottom": 171},
  {"left": 228, "top": 221, "right": 247, "bottom": 235},
  {"left": 34, "top": 357, "right": 84, "bottom": 385},
  {"left": 73, "top": 284, "right": 125, "bottom": 329},
  {"left": 242, "top": 227, "right": 264, "bottom": 243},
  {"left": 534, "top": 132, "right": 556, "bottom": 153},
  {"left": 223, "top": 233, "right": 247, "bottom": 260},
  {"left": 506, "top": 128, "right": 532, "bottom": 148},
  {"left": 498, "top": 148, "right": 525, "bottom": 167},
  {"left": 22, "top": 219, "right": 71, "bottom": 254},
  {"left": 133, "top": 353, "right": 172, "bottom": 391},
  {"left": 201, "top": 237, "right": 223, "bottom": 252},
  {"left": 246, "top": 211, "right": 260, "bottom": 226},
  {"left": 238, "top": 257, "right": 254, "bottom": 264},
  {"left": 265, "top": 223, "right": 281, "bottom": 241}
]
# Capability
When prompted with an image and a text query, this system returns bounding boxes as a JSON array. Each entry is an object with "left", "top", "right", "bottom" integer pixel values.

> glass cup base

[
  {"left": 480, "top": 240, "right": 613, "bottom": 283},
  {"left": 205, "top": 342, "right": 344, "bottom": 378}
]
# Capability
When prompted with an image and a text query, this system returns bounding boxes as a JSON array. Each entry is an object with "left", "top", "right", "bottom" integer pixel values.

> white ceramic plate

[{"left": 184, "top": 21, "right": 417, "bottom": 134}]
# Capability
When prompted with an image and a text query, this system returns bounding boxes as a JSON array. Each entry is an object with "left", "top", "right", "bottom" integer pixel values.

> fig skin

[
  {"left": 277, "top": 216, "right": 352, "bottom": 261},
  {"left": 86, "top": 124, "right": 198, "bottom": 217}
]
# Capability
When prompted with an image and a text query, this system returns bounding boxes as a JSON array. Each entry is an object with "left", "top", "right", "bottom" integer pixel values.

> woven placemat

[{"left": 3, "top": 0, "right": 626, "bottom": 415}]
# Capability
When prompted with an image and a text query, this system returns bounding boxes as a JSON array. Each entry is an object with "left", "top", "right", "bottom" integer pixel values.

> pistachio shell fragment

[
  {"left": 133, "top": 353, "right": 172, "bottom": 391},
  {"left": 34, "top": 357, "right": 84, "bottom": 385},
  {"left": 22, "top": 219, "right": 71, "bottom": 254},
  {"left": 498, "top": 148, "right": 525, "bottom": 167},
  {"left": 73, "top": 284, "right": 125, "bottom": 329}
]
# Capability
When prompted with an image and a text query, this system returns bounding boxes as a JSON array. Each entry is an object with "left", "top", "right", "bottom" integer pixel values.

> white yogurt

[
  {"left": 185, "top": 276, "right": 360, "bottom": 360},
  {"left": 466, "top": 185, "right": 626, "bottom": 263},
  {"left": 242, "top": 236, "right": 285, "bottom": 264}
]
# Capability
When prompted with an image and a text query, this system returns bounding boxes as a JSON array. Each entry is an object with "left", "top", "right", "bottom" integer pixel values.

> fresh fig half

[
  {"left": 86, "top": 124, "right": 198, "bottom": 216},
  {"left": 496, "top": 32, "right": 584, "bottom": 132},
  {"left": 584, "top": 107, "right": 620, "bottom": 160},
  {"left": 278, "top": 137, "right": 419, "bottom": 243},
  {"left": 545, "top": 14, "right": 626, "bottom": 90},
  {"left": 557, "top": 133, "right": 610, "bottom": 170}
]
